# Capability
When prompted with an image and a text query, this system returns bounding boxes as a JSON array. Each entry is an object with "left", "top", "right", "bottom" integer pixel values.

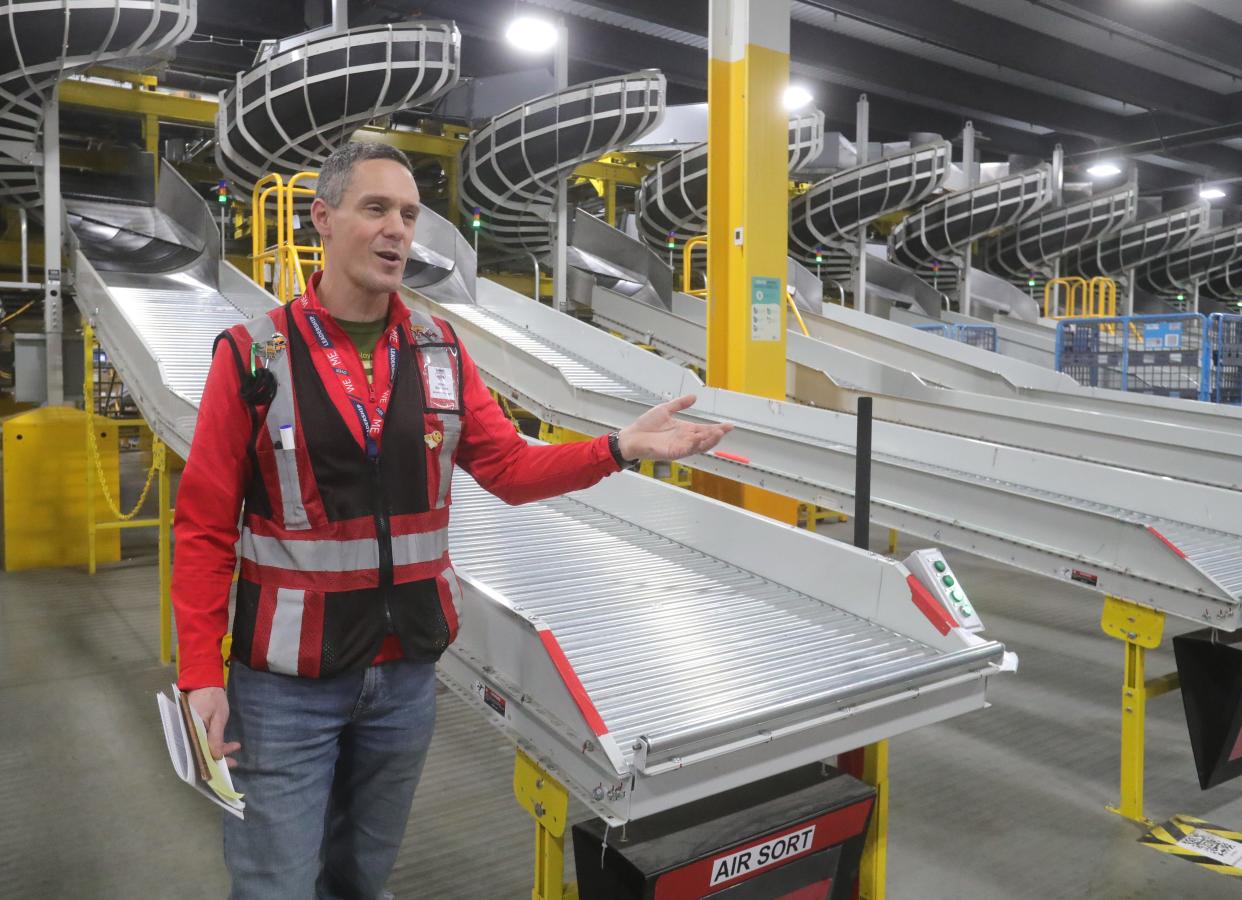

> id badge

[{"left": 424, "top": 362, "right": 458, "bottom": 410}]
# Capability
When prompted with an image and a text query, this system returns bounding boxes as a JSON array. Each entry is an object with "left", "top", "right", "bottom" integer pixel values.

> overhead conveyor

[
  {"left": 980, "top": 183, "right": 1138, "bottom": 281},
  {"left": 587, "top": 286, "right": 1242, "bottom": 491},
  {"left": 409, "top": 271, "right": 1242, "bottom": 630},
  {"left": 1135, "top": 222, "right": 1242, "bottom": 298},
  {"left": 635, "top": 110, "right": 823, "bottom": 252},
  {"left": 888, "top": 165, "right": 1053, "bottom": 270},
  {"left": 459, "top": 72, "right": 667, "bottom": 253},
  {"left": 1060, "top": 201, "right": 1209, "bottom": 279},
  {"left": 65, "top": 164, "right": 1008, "bottom": 830},
  {"left": 1202, "top": 260, "right": 1242, "bottom": 302},
  {"left": 215, "top": 21, "right": 461, "bottom": 194},
  {"left": 0, "top": 0, "right": 195, "bottom": 205},
  {"left": 788, "top": 141, "right": 951, "bottom": 262}
]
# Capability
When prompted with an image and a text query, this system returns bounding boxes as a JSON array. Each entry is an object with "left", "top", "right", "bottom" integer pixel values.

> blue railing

[
  {"left": 1055, "top": 313, "right": 1211, "bottom": 401},
  {"left": 912, "top": 322, "right": 998, "bottom": 352},
  {"left": 1208, "top": 312, "right": 1242, "bottom": 405}
]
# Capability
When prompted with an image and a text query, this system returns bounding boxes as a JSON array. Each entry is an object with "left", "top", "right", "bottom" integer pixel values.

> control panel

[{"left": 903, "top": 548, "right": 983, "bottom": 632}]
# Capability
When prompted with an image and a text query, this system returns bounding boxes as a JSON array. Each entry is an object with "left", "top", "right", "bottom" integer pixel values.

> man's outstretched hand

[{"left": 616, "top": 395, "right": 733, "bottom": 462}]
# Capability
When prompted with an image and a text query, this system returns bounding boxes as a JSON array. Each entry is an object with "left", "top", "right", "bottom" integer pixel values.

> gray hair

[{"left": 315, "top": 142, "right": 415, "bottom": 207}]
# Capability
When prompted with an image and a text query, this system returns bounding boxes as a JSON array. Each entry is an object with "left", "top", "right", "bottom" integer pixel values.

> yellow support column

[
  {"left": 515, "top": 749, "right": 577, "bottom": 900},
  {"left": 698, "top": 0, "right": 799, "bottom": 525},
  {"left": 85, "top": 321, "right": 98, "bottom": 575},
  {"left": 860, "top": 740, "right": 890, "bottom": 900},
  {"left": 1101, "top": 595, "right": 1166, "bottom": 825},
  {"left": 156, "top": 439, "right": 172, "bottom": 664}
]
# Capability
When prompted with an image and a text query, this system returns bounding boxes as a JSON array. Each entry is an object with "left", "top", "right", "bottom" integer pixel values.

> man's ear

[{"left": 310, "top": 197, "right": 331, "bottom": 240}]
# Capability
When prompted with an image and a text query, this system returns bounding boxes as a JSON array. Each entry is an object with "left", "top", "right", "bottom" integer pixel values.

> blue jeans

[{"left": 222, "top": 658, "right": 437, "bottom": 900}]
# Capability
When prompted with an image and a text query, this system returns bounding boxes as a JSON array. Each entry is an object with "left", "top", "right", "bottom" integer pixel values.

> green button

[
  {"left": 933, "top": 560, "right": 947, "bottom": 573},
  {"left": 942, "top": 575, "right": 955, "bottom": 587},
  {"left": 961, "top": 605, "right": 974, "bottom": 617},
  {"left": 951, "top": 590, "right": 965, "bottom": 603}
]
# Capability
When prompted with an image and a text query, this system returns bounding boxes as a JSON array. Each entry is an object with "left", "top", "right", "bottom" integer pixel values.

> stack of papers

[{"left": 156, "top": 684, "right": 245, "bottom": 819}]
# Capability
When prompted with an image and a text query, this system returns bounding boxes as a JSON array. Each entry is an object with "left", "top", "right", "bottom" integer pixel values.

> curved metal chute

[
  {"left": 215, "top": 22, "right": 461, "bottom": 194},
  {"left": 1202, "top": 263, "right": 1242, "bottom": 302},
  {"left": 0, "top": 0, "right": 195, "bottom": 204},
  {"left": 459, "top": 71, "right": 667, "bottom": 254},
  {"left": 980, "top": 183, "right": 1138, "bottom": 280},
  {"left": 888, "top": 165, "right": 1053, "bottom": 270},
  {"left": 789, "top": 141, "right": 952, "bottom": 262},
  {"left": 1059, "top": 201, "right": 1209, "bottom": 279},
  {"left": 635, "top": 110, "right": 824, "bottom": 253},
  {"left": 1135, "top": 223, "right": 1242, "bottom": 297}
]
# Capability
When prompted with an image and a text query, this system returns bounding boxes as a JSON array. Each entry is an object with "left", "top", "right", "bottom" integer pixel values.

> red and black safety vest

[{"left": 215, "top": 291, "right": 466, "bottom": 678}]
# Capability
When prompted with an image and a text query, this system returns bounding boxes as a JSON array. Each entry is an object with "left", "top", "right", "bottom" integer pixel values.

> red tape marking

[
  {"left": 711, "top": 450, "right": 751, "bottom": 464},
  {"left": 906, "top": 575, "right": 955, "bottom": 636},
  {"left": 1147, "top": 526, "right": 1187, "bottom": 559},
  {"left": 539, "top": 630, "right": 609, "bottom": 736}
]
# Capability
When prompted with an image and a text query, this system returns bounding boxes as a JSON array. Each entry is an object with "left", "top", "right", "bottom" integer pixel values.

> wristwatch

[{"left": 607, "top": 432, "right": 640, "bottom": 470}]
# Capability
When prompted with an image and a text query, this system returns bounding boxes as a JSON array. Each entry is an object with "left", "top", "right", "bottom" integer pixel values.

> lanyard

[{"left": 301, "top": 299, "right": 400, "bottom": 458}]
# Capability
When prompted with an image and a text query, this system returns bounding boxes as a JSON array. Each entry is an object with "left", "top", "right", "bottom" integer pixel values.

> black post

[{"left": 854, "top": 397, "right": 872, "bottom": 551}]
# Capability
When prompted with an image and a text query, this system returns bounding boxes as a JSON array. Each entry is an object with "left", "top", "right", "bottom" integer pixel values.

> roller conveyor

[
  {"left": 410, "top": 277, "right": 1242, "bottom": 629},
  {"left": 69, "top": 164, "right": 280, "bottom": 458},
  {"left": 68, "top": 172, "right": 1009, "bottom": 826},
  {"left": 588, "top": 286, "right": 1242, "bottom": 490},
  {"left": 442, "top": 470, "right": 1006, "bottom": 821}
]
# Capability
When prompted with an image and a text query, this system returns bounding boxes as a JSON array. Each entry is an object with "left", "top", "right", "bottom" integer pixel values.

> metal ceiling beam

[
  {"left": 1040, "top": 0, "right": 1242, "bottom": 80},
  {"left": 797, "top": 0, "right": 1229, "bottom": 124}
]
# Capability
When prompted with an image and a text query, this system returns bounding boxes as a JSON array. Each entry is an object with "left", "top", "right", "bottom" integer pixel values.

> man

[{"left": 172, "top": 141, "right": 732, "bottom": 899}]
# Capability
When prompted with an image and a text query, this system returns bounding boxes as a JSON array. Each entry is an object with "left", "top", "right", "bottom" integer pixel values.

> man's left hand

[{"left": 617, "top": 395, "right": 734, "bottom": 462}]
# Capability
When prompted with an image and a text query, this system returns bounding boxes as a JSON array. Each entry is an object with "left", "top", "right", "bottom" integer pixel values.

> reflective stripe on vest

[
  {"left": 241, "top": 527, "right": 449, "bottom": 573},
  {"left": 435, "top": 414, "right": 461, "bottom": 508},
  {"left": 241, "top": 314, "right": 311, "bottom": 531},
  {"left": 407, "top": 308, "right": 461, "bottom": 508},
  {"left": 267, "top": 587, "right": 306, "bottom": 675}
]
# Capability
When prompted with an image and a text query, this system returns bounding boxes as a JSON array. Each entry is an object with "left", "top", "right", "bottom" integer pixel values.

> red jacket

[{"left": 173, "top": 273, "right": 621, "bottom": 690}]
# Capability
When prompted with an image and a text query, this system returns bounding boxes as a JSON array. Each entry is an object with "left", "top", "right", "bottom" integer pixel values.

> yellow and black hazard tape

[{"left": 1139, "top": 814, "right": 1242, "bottom": 877}]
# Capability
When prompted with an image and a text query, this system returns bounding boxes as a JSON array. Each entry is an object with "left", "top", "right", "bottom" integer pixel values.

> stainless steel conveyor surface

[
  {"left": 68, "top": 187, "right": 1007, "bottom": 826},
  {"left": 449, "top": 474, "right": 959, "bottom": 765},
  {"left": 588, "top": 286, "right": 1242, "bottom": 489},
  {"left": 411, "top": 281, "right": 1242, "bottom": 628}
]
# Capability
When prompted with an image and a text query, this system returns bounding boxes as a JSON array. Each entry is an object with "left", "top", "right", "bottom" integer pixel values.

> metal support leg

[
  {"left": 859, "top": 740, "right": 889, "bottom": 900},
  {"left": 1101, "top": 595, "right": 1165, "bottom": 826},
  {"left": 514, "top": 749, "right": 577, "bottom": 900},
  {"left": 84, "top": 321, "right": 97, "bottom": 575},
  {"left": 156, "top": 439, "right": 172, "bottom": 665}
]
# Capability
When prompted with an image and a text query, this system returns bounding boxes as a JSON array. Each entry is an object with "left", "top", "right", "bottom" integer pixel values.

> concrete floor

[{"left": 2, "top": 469, "right": 1241, "bottom": 898}]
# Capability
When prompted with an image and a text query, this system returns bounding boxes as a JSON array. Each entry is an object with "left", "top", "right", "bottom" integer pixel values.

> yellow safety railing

[
  {"left": 83, "top": 320, "right": 174, "bottom": 665},
  {"left": 786, "top": 290, "right": 810, "bottom": 336},
  {"left": 251, "top": 171, "right": 324, "bottom": 303},
  {"left": 1044, "top": 275, "right": 1117, "bottom": 319},
  {"left": 682, "top": 235, "right": 708, "bottom": 297}
]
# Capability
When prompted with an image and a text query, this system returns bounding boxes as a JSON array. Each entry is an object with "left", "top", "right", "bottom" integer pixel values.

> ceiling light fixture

[
  {"left": 1087, "top": 161, "right": 1123, "bottom": 178},
  {"left": 505, "top": 16, "right": 558, "bottom": 53},
  {"left": 783, "top": 84, "right": 813, "bottom": 111},
  {"left": 1200, "top": 187, "right": 1227, "bottom": 200}
]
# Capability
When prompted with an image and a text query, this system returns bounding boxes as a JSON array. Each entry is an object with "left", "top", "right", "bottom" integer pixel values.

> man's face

[{"left": 312, "top": 158, "right": 421, "bottom": 297}]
